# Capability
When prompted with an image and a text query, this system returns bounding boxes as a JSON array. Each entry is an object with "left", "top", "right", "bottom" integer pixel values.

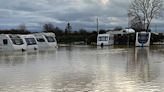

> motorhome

[
  {"left": 34, "top": 32, "right": 57, "bottom": 49},
  {"left": 0, "top": 34, "right": 26, "bottom": 51},
  {"left": 20, "top": 34, "right": 38, "bottom": 50},
  {"left": 136, "top": 32, "right": 151, "bottom": 47},
  {"left": 97, "top": 34, "right": 114, "bottom": 46}
]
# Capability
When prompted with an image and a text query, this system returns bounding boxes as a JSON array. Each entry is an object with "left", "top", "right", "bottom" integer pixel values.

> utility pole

[
  {"left": 155, "top": 24, "right": 157, "bottom": 32},
  {"left": 97, "top": 18, "right": 99, "bottom": 34}
]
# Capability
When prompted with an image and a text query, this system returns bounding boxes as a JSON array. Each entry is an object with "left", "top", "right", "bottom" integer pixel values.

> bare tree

[
  {"left": 43, "top": 23, "right": 55, "bottom": 32},
  {"left": 128, "top": 0, "right": 163, "bottom": 32},
  {"left": 65, "top": 22, "right": 72, "bottom": 34},
  {"left": 18, "top": 24, "right": 27, "bottom": 32},
  {"left": 130, "top": 16, "right": 143, "bottom": 32}
]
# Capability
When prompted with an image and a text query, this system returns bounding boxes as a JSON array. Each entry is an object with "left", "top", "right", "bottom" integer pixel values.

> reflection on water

[
  {"left": 0, "top": 46, "right": 164, "bottom": 92},
  {"left": 128, "top": 48, "right": 161, "bottom": 81},
  {"left": 127, "top": 48, "right": 150, "bottom": 82}
]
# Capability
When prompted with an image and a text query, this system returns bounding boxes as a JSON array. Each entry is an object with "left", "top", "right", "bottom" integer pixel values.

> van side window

[
  {"left": 37, "top": 38, "right": 45, "bottom": 42},
  {"left": 3, "top": 39, "right": 8, "bottom": 45},
  {"left": 9, "top": 35, "right": 24, "bottom": 45},
  {"left": 45, "top": 36, "right": 55, "bottom": 42},
  {"left": 25, "top": 38, "right": 37, "bottom": 45},
  {"left": 99, "top": 36, "right": 108, "bottom": 41}
]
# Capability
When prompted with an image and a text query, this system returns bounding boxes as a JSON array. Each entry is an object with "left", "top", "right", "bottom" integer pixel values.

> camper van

[
  {"left": 0, "top": 34, "right": 26, "bottom": 51},
  {"left": 97, "top": 34, "right": 114, "bottom": 46},
  {"left": 34, "top": 32, "right": 57, "bottom": 49},
  {"left": 20, "top": 35, "right": 38, "bottom": 50},
  {"left": 136, "top": 32, "right": 151, "bottom": 47}
]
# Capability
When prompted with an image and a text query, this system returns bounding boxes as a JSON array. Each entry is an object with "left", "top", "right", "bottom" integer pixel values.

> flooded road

[{"left": 0, "top": 46, "right": 164, "bottom": 92}]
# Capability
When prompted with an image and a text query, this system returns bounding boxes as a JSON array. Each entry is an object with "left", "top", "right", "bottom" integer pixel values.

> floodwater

[{"left": 0, "top": 46, "right": 164, "bottom": 92}]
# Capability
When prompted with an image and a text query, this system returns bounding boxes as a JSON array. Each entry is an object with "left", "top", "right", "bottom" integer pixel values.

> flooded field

[{"left": 0, "top": 46, "right": 164, "bottom": 92}]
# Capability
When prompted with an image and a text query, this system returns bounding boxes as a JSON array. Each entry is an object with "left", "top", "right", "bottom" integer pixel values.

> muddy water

[{"left": 0, "top": 46, "right": 164, "bottom": 92}]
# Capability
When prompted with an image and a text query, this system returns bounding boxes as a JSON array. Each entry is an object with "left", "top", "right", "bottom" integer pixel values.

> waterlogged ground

[{"left": 0, "top": 46, "right": 164, "bottom": 92}]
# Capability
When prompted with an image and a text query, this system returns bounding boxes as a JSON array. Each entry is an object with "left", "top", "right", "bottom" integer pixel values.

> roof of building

[
  {"left": 107, "top": 29, "right": 135, "bottom": 35},
  {"left": 123, "top": 29, "right": 135, "bottom": 34}
]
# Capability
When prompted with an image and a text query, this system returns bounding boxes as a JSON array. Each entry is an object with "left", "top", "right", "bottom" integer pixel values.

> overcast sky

[{"left": 0, "top": 0, "right": 163, "bottom": 32}]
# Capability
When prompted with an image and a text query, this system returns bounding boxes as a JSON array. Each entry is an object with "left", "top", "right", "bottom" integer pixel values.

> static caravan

[
  {"left": 20, "top": 35, "right": 38, "bottom": 50},
  {"left": 97, "top": 34, "right": 114, "bottom": 46},
  {"left": 136, "top": 32, "right": 151, "bottom": 47},
  {"left": 34, "top": 32, "right": 57, "bottom": 49},
  {"left": 0, "top": 34, "right": 26, "bottom": 51}
]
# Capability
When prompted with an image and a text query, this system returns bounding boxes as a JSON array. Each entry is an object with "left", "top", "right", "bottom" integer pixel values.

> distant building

[
  {"left": 107, "top": 29, "right": 135, "bottom": 35},
  {"left": 97, "top": 29, "right": 135, "bottom": 45},
  {"left": 107, "top": 29, "right": 135, "bottom": 45}
]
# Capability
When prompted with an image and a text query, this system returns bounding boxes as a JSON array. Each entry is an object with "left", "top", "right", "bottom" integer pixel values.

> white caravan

[
  {"left": 97, "top": 34, "right": 114, "bottom": 46},
  {"left": 34, "top": 32, "right": 57, "bottom": 49},
  {"left": 20, "top": 35, "right": 38, "bottom": 50},
  {"left": 136, "top": 32, "right": 151, "bottom": 47},
  {"left": 0, "top": 34, "right": 26, "bottom": 51}
]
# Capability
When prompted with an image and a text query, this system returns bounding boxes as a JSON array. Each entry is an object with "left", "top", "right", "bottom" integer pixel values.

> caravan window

[
  {"left": 11, "top": 39, "right": 24, "bottom": 45},
  {"left": 25, "top": 38, "right": 37, "bottom": 45},
  {"left": 3, "top": 39, "right": 8, "bottom": 45},
  {"left": 37, "top": 38, "right": 45, "bottom": 42},
  {"left": 99, "top": 36, "right": 108, "bottom": 41},
  {"left": 138, "top": 33, "right": 149, "bottom": 44},
  {"left": 109, "top": 37, "right": 111, "bottom": 40},
  {"left": 9, "top": 35, "right": 24, "bottom": 45},
  {"left": 45, "top": 36, "right": 56, "bottom": 42}
]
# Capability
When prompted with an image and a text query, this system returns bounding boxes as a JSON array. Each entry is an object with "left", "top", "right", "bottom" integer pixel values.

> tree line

[
  {"left": 0, "top": 23, "right": 109, "bottom": 45},
  {"left": 0, "top": 22, "right": 163, "bottom": 45},
  {"left": 42, "top": 22, "right": 110, "bottom": 45}
]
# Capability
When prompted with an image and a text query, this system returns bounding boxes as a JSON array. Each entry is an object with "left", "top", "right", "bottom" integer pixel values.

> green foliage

[
  {"left": 57, "top": 31, "right": 97, "bottom": 44},
  {"left": 0, "top": 29, "right": 31, "bottom": 34},
  {"left": 151, "top": 33, "right": 164, "bottom": 44},
  {"left": 87, "top": 32, "right": 97, "bottom": 45},
  {"left": 0, "top": 24, "right": 31, "bottom": 34},
  {"left": 43, "top": 23, "right": 55, "bottom": 32},
  {"left": 113, "top": 26, "right": 123, "bottom": 31},
  {"left": 42, "top": 23, "right": 98, "bottom": 45},
  {"left": 99, "top": 29, "right": 107, "bottom": 34}
]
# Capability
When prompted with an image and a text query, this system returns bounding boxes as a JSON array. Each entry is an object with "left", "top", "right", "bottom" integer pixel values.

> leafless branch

[{"left": 128, "top": 0, "right": 163, "bottom": 32}]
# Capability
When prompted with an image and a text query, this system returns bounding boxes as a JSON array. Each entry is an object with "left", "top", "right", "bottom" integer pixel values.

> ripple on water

[{"left": 0, "top": 47, "right": 163, "bottom": 92}]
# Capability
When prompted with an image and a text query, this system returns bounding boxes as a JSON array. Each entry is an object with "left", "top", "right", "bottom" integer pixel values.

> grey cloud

[{"left": 0, "top": 0, "right": 163, "bottom": 31}]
